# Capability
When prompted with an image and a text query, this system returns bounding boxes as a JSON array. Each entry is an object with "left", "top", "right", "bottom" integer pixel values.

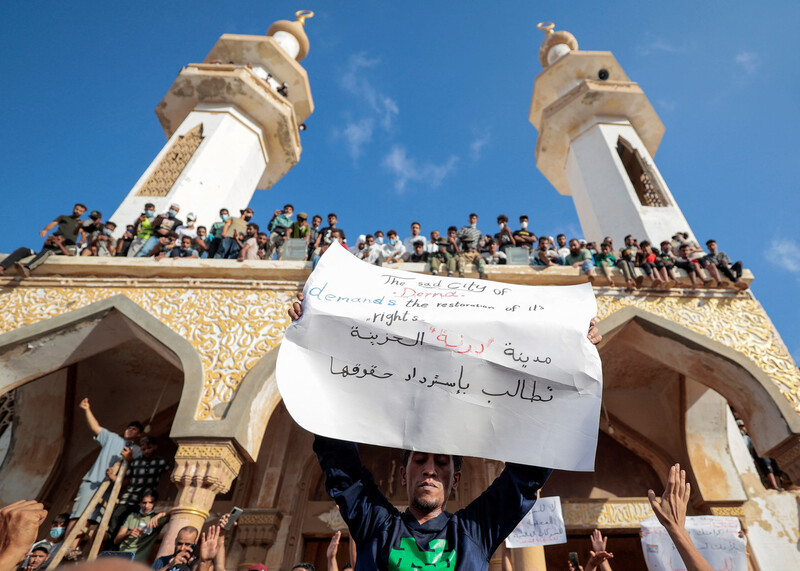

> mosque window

[
  {"left": 616, "top": 137, "right": 668, "bottom": 207},
  {"left": 137, "top": 123, "right": 205, "bottom": 197}
]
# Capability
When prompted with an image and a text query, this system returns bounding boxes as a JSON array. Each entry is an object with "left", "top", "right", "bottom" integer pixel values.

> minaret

[
  {"left": 529, "top": 23, "right": 695, "bottom": 246},
  {"left": 109, "top": 11, "right": 315, "bottom": 235}
]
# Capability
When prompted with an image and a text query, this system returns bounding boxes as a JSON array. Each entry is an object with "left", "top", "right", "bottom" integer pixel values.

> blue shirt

[
  {"left": 314, "top": 435, "right": 551, "bottom": 570},
  {"left": 83, "top": 428, "right": 141, "bottom": 484}
]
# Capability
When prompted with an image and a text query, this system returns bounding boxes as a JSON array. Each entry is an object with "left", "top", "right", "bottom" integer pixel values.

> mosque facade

[{"left": 0, "top": 16, "right": 798, "bottom": 571}]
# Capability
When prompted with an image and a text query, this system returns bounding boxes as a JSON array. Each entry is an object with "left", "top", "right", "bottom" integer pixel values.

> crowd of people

[
  {"left": 0, "top": 205, "right": 748, "bottom": 293},
  {"left": 0, "top": 305, "right": 788, "bottom": 571},
  {"left": 3, "top": 397, "right": 766, "bottom": 571}
]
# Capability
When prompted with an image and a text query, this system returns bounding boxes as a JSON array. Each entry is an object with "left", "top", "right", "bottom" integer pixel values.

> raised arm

[
  {"left": 39, "top": 220, "right": 58, "bottom": 238},
  {"left": 313, "top": 435, "right": 398, "bottom": 546},
  {"left": 647, "top": 464, "right": 713, "bottom": 571},
  {"left": 585, "top": 529, "right": 613, "bottom": 571},
  {"left": 79, "top": 398, "right": 102, "bottom": 435},
  {"left": 326, "top": 530, "right": 341, "bottom": 571}
]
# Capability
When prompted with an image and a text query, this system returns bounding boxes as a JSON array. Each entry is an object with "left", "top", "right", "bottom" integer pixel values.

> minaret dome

[{"left": 267, "top": 10, "right": 314, "bottom": 62}]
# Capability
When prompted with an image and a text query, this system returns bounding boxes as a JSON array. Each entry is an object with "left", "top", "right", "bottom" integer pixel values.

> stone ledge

[{"left": 0, "top": 254, "right": 753, "bottom": 290}]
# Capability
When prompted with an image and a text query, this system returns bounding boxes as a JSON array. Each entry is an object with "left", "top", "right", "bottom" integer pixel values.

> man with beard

[{"left": 0, "top": 203, "right": 87, "bottom": 277}]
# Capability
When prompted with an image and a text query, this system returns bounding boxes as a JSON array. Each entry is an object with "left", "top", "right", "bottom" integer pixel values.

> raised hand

[{"left": 648, "top": 463, "right": 689, "bottom": 531}]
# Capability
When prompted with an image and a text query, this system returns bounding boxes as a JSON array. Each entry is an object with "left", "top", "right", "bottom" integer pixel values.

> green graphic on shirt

[{"left": 388, "top": 537, "right": 456, "bottom": 570}]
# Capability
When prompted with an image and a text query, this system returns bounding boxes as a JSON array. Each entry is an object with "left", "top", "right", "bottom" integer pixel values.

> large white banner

[
  {"left": 276, "top": 245, "right": 602, "bottom": 470},
  {"left": 640, "top": 516, "right": 747, "bottom": 571},
  {"left": 505, "top": 496, "right": 567, "bottom": 548}
]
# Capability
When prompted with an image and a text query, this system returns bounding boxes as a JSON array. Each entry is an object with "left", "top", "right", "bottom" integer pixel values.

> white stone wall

[
  {"left": 109, "top": 104, "right": 267, "bottom": 235},
  {"left": 726, "top": 409, "right": 800, "bottom": 569},
  {"left": 566, "top": 120, "right": 696, "bottom": 246}
]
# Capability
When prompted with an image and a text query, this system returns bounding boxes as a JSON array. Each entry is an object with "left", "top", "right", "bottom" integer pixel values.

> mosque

[{"left": 0, "top": 12, "right": 798, "bottom": 571}]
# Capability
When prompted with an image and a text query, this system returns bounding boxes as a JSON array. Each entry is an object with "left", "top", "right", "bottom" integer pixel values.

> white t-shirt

[
  {"left": 403, "top": 235, "right": 427, "bottom": 252},
  {"left": 175, "top": 225, "right": 198, "bottom": 240}
]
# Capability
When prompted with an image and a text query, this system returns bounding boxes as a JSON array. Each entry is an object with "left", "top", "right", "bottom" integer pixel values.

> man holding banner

[{"left": 281, "top": 245, "right": 603, "bottom": 570}]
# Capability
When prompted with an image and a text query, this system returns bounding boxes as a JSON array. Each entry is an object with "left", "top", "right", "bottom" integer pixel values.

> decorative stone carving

[
  {"left": 561, "top": 499, "right": 653, "bottom": 529},
  {"left": 0, "top": 284, "right": 295, "bottom": 419},
  {"left": 596, "top": 293, "right": 800, "bottom": 412},
  {"left": 171, "top": 441, "right": 243, "bottom": 517},
  {"left": 163, "top": 440, "right": 244, "bottom": 542},
  {"left": 137, "top": 124, "right": 204, "bottom": 197},
  {"left": 236, "top": 509, "right": 283, "bottom": 571},
  {"left": 0, "top": 275, "right": 797, "bottom": 426}
]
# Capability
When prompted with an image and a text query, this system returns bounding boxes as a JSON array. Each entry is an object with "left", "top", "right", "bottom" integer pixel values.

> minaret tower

[
  {"left": 109, "top": 11, "right": 315, "bottom": 234},
  {"left": 529, "top": 23, "right": 695, "bottom": 246}
]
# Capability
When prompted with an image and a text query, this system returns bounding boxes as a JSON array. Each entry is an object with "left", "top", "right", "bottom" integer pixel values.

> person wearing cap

[
  {"left": 0, "top": 203, "right": 87, "bottom": 278},
  {"left": 175, "top": 213, "right": 198, "bottom": 241},
  {"left": 76, "top": 210, "right": 103, "bottom": 253},
  {"left": 290, "top": 212, "right": 311, "bottom": 241},
  {"left": 215, "top": 208, "right": 254, "bottom": 259},
  {"left": 265, "top": 204, "right": 295, "bottom": 260},
  {"left": 30, "top": 512, "right": 69, "bottom": 564},
  {"left": 80, "top": 221, "right": 118, "bottom": 257},
  {"left": 136, "top": 204, "right": 183, "bottom": 257},
  {"left": 429, "top": 228, "right": 458, "bottom": 276},
  {"left": 18, "top": 544, "right": 49, "bottom": 571}
]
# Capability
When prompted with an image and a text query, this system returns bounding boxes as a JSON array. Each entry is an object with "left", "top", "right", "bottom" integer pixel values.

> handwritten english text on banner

[{"left": 275, "top": 245, "right": 603, "bottom": 470}]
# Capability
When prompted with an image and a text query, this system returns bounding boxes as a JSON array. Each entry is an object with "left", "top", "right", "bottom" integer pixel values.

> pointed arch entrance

[{"left": 0, "top": 294, "right": 202, "bottom": 514}]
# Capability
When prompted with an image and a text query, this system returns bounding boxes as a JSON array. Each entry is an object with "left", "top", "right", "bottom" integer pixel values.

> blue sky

[{"left": 2, "top": 2, "right": 799, "bottom": 362}]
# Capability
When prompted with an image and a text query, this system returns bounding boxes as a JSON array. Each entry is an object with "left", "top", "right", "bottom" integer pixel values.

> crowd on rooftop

[{"left": 0, "top": 203, "right": 748, "bottom": 293}]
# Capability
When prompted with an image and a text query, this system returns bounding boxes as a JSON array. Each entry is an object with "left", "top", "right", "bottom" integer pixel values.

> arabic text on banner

[
  {"left": 640, "top": 516, "right": 747, "bottom": 571},
  {"left": 276, "top": 245, "right": 602, "bottom": 470},
  {"left": 505, "top": 496, "right": 567, "bottom": 548}
]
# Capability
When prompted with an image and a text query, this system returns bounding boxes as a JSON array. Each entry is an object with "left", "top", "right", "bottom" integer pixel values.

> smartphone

[
  {"left": 225, "top": 506, "right": 244, "bottom": 530},
  {"left": 568, "top": 552, "right": 580, "bottom": 570}
]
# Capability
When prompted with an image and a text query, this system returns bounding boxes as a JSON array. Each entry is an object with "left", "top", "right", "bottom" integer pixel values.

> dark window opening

[{"left": 616, "top": 137, "right": 668, "bottom": 207}]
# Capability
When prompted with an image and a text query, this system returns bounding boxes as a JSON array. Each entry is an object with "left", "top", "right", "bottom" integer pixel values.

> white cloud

[
  {"left": 469, "top": 133, "right": 490, "bottom": 161},
  {"left": 734, "top": 51, "right": 759, "bottom": 74},
  {"left": 339, "top": 118, "right": 374, "bottom": 161},
  {"left": 340, "top": 53, "right": 399, "bottom": 131},
  {"left": 636, "top": 39, "right": 680, "bottom": 56},
  {"left": 382, "top": 145, "right": 459, "bottom": 192},
  {"left": 767, "top": 238, "right": 800, "bottom": 278}
]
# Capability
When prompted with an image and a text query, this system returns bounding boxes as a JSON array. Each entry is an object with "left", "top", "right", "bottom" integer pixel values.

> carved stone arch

[
  {"left": 0, "top": 294, "right": 204, "bottom": 506},
  {"left": 597, "top": 305, "right": 800, "bottom": 480}
]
